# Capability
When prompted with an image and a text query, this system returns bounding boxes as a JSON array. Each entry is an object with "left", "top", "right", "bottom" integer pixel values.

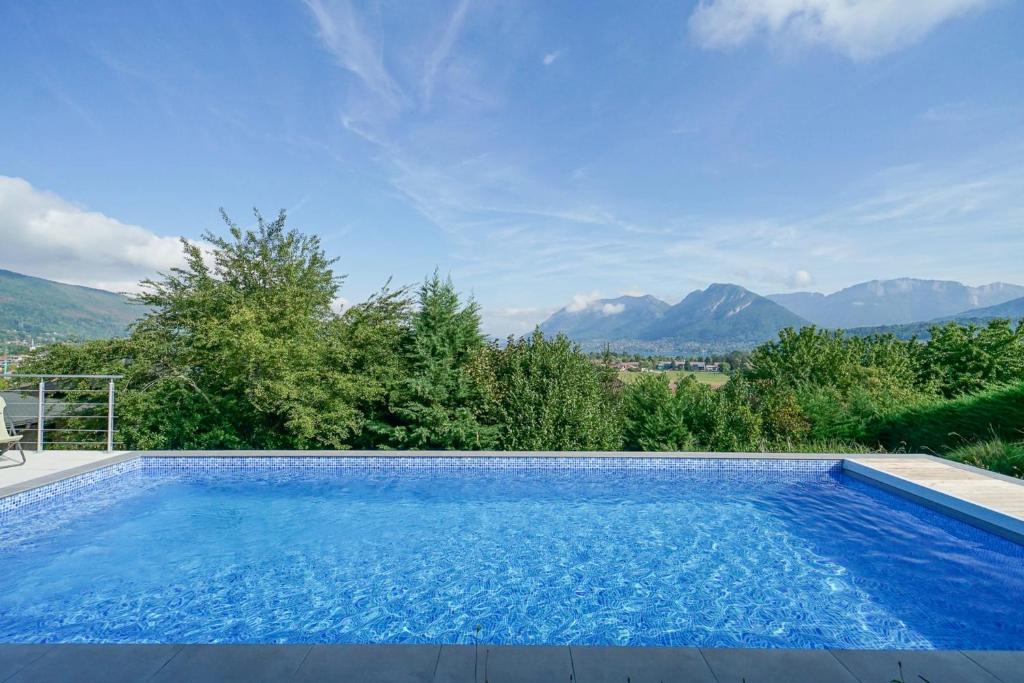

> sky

[{"left": 1, "top": 0, "right": 1022, "bottom": 336}]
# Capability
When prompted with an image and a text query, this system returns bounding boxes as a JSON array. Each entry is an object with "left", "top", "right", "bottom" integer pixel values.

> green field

[{"left": 617, "top": 369, "right": 729, "bottom": 388}]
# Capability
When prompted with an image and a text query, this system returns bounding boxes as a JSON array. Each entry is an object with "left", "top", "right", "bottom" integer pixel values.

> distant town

[{"left": 614, "top": 359, "right": 723, "bottom": 373}]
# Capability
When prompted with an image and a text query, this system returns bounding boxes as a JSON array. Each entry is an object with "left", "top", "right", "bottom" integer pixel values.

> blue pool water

[{"left": 1, "top": 457, "right": 1023, "bottom": 649}]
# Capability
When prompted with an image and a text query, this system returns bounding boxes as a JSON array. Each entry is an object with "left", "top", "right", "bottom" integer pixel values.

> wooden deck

[{"left": 844, "top": 455, "right": 1024, "bottom": 542}]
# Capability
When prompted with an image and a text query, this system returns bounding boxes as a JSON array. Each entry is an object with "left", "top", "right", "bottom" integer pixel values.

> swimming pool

[{"left": 1, "top": 456, "right": 1022, "bottom": 649}]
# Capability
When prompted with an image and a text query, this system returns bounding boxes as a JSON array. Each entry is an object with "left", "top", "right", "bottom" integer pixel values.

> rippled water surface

[{"left": 1, "top": 459, "right": 1023, "bottom": 648}]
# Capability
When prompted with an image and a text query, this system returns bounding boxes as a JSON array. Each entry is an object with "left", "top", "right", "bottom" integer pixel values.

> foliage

[
  {"left": 916, "top": 320, "right": 1024, "bottom": 397},
  {"left": 372, "top": 272, "right": 495, "bottom": 449},
  {"left": 872, "top": 382, "right": 1024, "bottom": 454},
  {"left": 671, "top": 376, "right": 763, "bottom": 452},
  {"left": 23, "top": 210, "right": 372, "bottom": 449},
  {"left": 17, "top": 210, "right": 1024, "bottom": 474},
  {"left": 485, "top": 331, "right": 621, "bottom": 451},
  {"left": 746, "top": 327, "right": 918, "bottom": 394},
  {"left": 944, "top": 437, "right": 1024, "bottom": 479},
  {"left": 621, "top": 373, "right": 693, "bottom": 451}
]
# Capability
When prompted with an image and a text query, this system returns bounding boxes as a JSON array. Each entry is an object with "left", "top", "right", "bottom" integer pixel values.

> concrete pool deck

[
  {"left": 0, "top": 643, "right": 1022, "bottom": 682},
  {"left": 0, "top": 450, "right": 133, "bottom": 496}
]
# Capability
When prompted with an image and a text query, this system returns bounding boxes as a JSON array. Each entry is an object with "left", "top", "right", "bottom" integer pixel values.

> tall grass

[
  {"left": 766, "top": 439, "right": 884, "bottom": 455},
  {"left": 945, "top": 438, "right": 1024, "bottom": 479}
]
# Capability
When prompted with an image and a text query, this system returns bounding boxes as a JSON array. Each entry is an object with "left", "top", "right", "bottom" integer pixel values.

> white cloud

[
  {"left": 542, "top": 50, "right": 561, "bottom": 66},
  {"left": 689, "top": 0, "right": 989, "bottom": 60},
  {"left": 482, "top": 305, "right": 557, "bottom": 337},
  {"left": 557, "top": 293, "right": 625, "bottom": 317},
  {"left": 565, "top": 290, "right": 602, "bottom": 312},
  {"left": 788, "top": 269, "right": 814, "bottom": 288},
  {"left": 601, "top": 303, "right": 626, "bottom": 316},
  {"left": 0, "top": 176, "right": 185, "bottom": 292}
]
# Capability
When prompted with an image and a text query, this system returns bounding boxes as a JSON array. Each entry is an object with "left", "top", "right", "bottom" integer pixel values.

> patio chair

[{"left": 0, "top": 395, "right": 26, "bottom": 467}]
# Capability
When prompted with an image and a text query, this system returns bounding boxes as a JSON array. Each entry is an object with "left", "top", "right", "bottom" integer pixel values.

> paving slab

[
  {"left": 569, "top": 645, "right": 717, "bottom": 683},
  {"left": 0, "top": 451, "right": 133, "bottom": 496},
  {"left": 439, "top": 644, "right": 573, "bottom": 683},
  {"left": 700, "top": 648, "right": 858, "bottom": 683},
  {"left": 962, "top": 651, "right": 1024, "bottom": 683},
  {"left": 0, "top": 644, "right": 52, "bottom": 681},
  {"left": 433, "top": 645, "right": 478, "bottom": 683},
  {"left": 832, "top": 649, "right": 1003, "bottom": 683},
  {"left": 293, "top": 644, "right": 440, "bottom": 683},
  {"left": 6, "top": 644, "right": 180, "bottom": 683},
  {"left": 149, "top": 644, "right": 309, "bottom": 683}
]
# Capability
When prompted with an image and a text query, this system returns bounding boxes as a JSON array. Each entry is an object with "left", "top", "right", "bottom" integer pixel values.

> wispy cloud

[
  {"left": 483, "top": 304, "right": 560, "bottom": 336},
  {"left": 422, "top": 0, "right": 472, "bottom": 106},
  {"left": 689, "top": 0, "right": 990, "bottom": 60},
  {"left": 304, "top": 0, "right": 405, "bottom": 110},
  {"left": 300, "top": 0, "right": 1022, "bottom": 335}
]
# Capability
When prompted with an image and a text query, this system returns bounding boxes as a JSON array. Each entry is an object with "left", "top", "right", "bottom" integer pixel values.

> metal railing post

[
  {"left": 37, "top": 379, "right": 45, "bottom": 453},
  {"left": 107, "top": 379, "right": 115, "bottom": 453}
]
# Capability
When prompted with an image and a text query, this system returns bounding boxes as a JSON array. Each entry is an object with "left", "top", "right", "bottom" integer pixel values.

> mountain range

[
  {"left": 540, "top": 278, "right": 1024, "bottom": 353},
  {"left": 843, "top": 294, "right": 1024, "bottom": 341},
  {"left": 766, "top": 279, "right": 1024, "bottom": 328},
  {"left": 0, "top": 269, "right": 141, "bottom": 344},
  {"left": 1, "top": 268, "right": 1022, "bottom": 353},
  {"left": 539, "top": 283, "right": 809, "bottom": 352}
]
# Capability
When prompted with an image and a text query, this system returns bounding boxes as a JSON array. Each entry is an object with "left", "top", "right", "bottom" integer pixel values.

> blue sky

[{"left": 1, "top": 0, "right": 1022, "bottom": 335}]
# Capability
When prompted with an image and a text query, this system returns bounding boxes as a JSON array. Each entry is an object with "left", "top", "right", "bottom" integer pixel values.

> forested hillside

[{"left": 0, "top": 269, "right": 141, "bottom": 342}]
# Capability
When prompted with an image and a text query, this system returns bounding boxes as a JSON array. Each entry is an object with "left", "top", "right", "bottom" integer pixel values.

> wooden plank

[{"left": 850, "top": 457, "right": 1024, "bottom": 521}]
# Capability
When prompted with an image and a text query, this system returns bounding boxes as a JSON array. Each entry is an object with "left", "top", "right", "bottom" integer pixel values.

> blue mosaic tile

[
  {"left": 0, "top": 459, "right": 141, "bottom": 517},
  {"left": 0, "top": 455, "right": 841, "bottom": 520}
]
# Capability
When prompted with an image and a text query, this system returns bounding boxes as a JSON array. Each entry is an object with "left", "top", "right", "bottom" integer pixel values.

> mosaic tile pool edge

[
  {"left": 0, "top": 455, "right": 842, "bottom": 519},
  {"left": 142, "top": 455, "right": 841, "bottom": 473},
  {"left": 0, "top": 459, "right": 142, "bottom": 516}
]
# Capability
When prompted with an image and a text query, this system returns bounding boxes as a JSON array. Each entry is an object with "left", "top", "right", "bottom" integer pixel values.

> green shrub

[
  {"left": 621, "top": 373, "right": 693, "bottom": 451},
  {"left": 945, "top": 438, "right": 1024, "bottom": 479},
  {"left": 873, "top": 382, "right": 1024, "bottom": 453},
  {"left": 675, "top": 376, "right": 763, "bottom": 452},
  {"left": 487, "top": 331, "right": 622, "bottom": 451}
]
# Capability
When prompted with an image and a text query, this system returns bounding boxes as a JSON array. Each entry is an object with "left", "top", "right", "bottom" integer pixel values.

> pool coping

[
  {"left": 2, "top": 450, "right": 1023, "bottom": 545},
  {"left": 0, "top": 643, "right": 1020, "bottom": 682}
]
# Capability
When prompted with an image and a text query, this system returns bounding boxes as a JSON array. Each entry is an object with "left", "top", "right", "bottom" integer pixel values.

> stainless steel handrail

[{"left": 1, "top": 374, "right": 124, "bottom": 453}]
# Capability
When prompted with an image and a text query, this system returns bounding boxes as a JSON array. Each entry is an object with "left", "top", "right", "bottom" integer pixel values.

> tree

[
  {"left": 918, "top": 320, "right": 1024, "bottom": 397},
  {"left": 374, "top": 272, "right": 495, "bottom": 449},
  {"left": 487, "top": 330, "right": 621, "bottom": 450},
  {"left": 673, "top": 376, "right": 763, "bottom": 452},
  {"left": 130, "top": 209, "right": 364, "bottom": 448},
  {"left": 621, "top": 373, "right": 692, "bottom": 451},
  {"left": 23, "top": 210, "right": 376, "bottom": 449}
]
